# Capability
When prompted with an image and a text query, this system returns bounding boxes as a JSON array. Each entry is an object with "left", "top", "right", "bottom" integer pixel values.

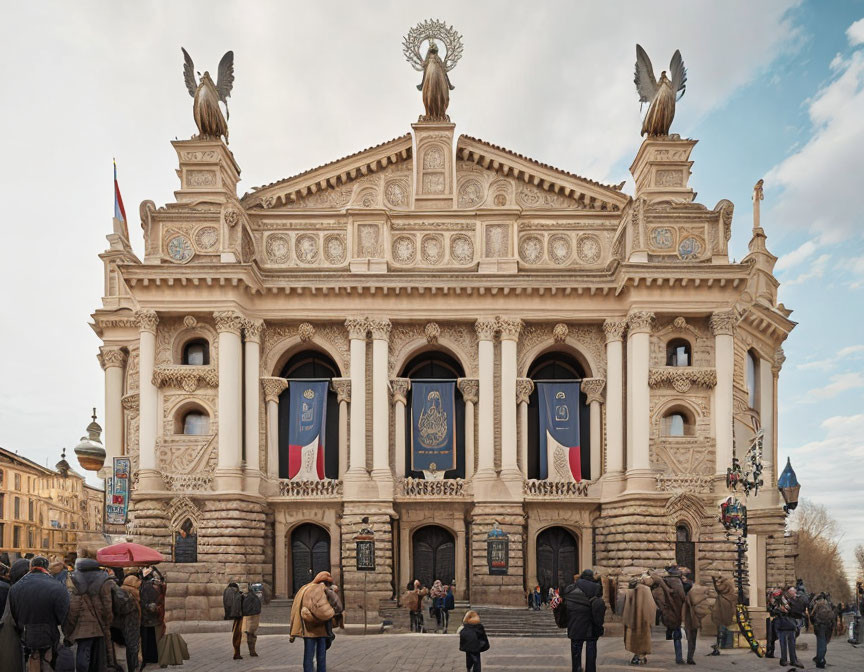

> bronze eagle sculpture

[
  {"left": 181, "top": 48, "right": 234, "bottom": 143},
  {"left": 634, "top": 45, "right": 686, "bottom": 136}
]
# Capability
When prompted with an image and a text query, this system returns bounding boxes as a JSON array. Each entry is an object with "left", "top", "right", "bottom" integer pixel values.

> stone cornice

[
  {"left": 581, "top": 377, "right": 606, "bottom": 404},
  {"left": 457, "top": 378, "right": 479, "bottom": 404},
  {"left": 710, "top": 310, "right": 737, "bottom": 336},
  {"left": 368, "top": 318, "right": 392, "bottom": 341},
  {"left": 261, "top": 376, "right": 289, "bottom": 403},
  {"left": 474, "top": 318, "right": 497, "bottom": 341},
  {"left": 331, "top": 377, "right": 351, "bottom": 403},
  {"left": 152, "top": 365, "right": 218, "bottom": 392},
  {"left": 390, "top": 378, "right": 410, "bottom": 405},
  {"left": 516, "top": 378, "right": 534, "bottom": 405},
  {"left": 98, "top": 346, "right": 127, "bottom": 370},
  {"left": 213, "top": 310, "right": 244, "bottom": 335},
  {"left": 627, "top": 311, "right": 655, "bottom": 335},
  {"left": 345, "top": 317, "right": 369, "bottom": 340},
  {"left": 135, "top": 309, "right": 159, "bottom": 333},
  {"left": 603, "top": 319, "right": 627, "bottom": 343},
  {"left": 648, "top": 367, "right": 717, "bottom": 393}
]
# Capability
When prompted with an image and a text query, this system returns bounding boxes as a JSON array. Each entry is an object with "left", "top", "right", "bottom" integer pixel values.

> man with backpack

[
  {"left": 809, "top": 592, "right": 835, "bottom": 669},
  {"left": 242, "top": 584, "right": 262, "bottom": 658},
  {"left": 649, "top": 566, "right": 687, "bottom": 665},
  {"left": 558, "top": 569, "right": 606, "bottom": 672},
  {"left": 9, "top": 556, "right": 70, "bottom": 672},
  {"left": 223, "top": 582, "right": 245, "bottom": 660},
  {"left": 64, "top": 556, "right": 116, "bottom": 672}
]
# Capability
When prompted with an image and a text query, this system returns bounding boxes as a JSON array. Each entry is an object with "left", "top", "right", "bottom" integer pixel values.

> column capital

[
  {"left": 516, "top": 377, "right": 534, "bottom": 405},
  {"left": 498, "top": 317, "right": 524, "bottom": 342},
  {"left": 626, "top": 311, "right": 655, "bottom": 335},
  {"left": 345, "top": 317, "right": 369, "bottom": 340},
  {"left": 581, "top": 377, "right": 606, "bottom": 405},
  {"left": 261, "top": 376, "right": 288, "bottom": 403},
  {"left": 710, "top": 310, "right": 738, "bottom": 336},
  {"left": 457, "top": 378, "right": 479, "bottom": 404},
  {"left": 135, "top": 309, "right": 159, "bottom": 334},
  {"left": 474, "top": 318, "right": 498, "bottom": 341},
  {"left": 390, "top": 378, "right": 410, "bottom": 405},
  {"left": 243, "top": 318, "right": 265, "bottom": 343},
  {"left": 772, "top": 347, "right": 786, "bottom": 375},
  {"left": 331, "top": 377, "right": 351, "bottom": 404},
  {"left": 368, "top": 318, "right": 392, "bottom": 341},
  {"left": 213, "top": 310, "right": 245, "bottom": 335},
  {"left": 98, "top": 346, "right": 127, "bottom": 370},
  {"left": 603, "top": 319, "right": 627, "bottom": 343}
]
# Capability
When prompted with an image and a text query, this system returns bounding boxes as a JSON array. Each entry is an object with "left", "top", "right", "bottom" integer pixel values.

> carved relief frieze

[
  {"left": 388, "top": 322, "right": 478, "bottom": 378},
  {"left": 648, "top": 367, "right": 717, "bottom": 393},
  {"left": 152, "top": 365, "right": 218, "bottom": 392},
  {"left": 516, "top": 183, "right": 579, "bottom": 209},
  {"left": 518, "top": 323, "right": 606, "bottom": 378},
  {"left": 262, "top": 322, "right": 350, "bottom": 376}
]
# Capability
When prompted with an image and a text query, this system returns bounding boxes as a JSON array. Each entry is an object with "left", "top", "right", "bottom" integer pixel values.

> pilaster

[
  {"left": 214, "top": 310, "right": 244, "bottom": 492},
  {"left": 411, "top": 122, "right": 455, "bottom": 210}
]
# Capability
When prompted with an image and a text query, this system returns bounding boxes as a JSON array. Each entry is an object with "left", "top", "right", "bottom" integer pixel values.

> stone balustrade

[
  {"left": 277, "top": 479, "right": 343, "bottom": 498},
  {"left": 523, "top": 479, "right": 590, "bottom": 498},
  {"left": 397, "top": 477, "right": 467, "bottom": 498}
]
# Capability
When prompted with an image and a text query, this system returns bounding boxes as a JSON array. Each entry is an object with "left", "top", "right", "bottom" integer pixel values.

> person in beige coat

[
  {"left": 289, "top": 571, "right": 342, "bottom": 672},
  {"left": 682, "top": 581, "right": 710, "bottom": 664},
  {"left": 709, "top": 576, "right": 736, "bottom": 656},
  {"left": 622, "top": 575, "right": 656, "bottom": 666}
]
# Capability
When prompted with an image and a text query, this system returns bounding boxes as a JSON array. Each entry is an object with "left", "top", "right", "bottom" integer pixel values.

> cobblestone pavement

[{"left": 168, "top": 631, "right": 864, "bottom": 672}]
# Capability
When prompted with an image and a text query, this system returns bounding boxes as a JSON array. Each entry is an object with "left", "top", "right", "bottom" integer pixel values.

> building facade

[
  {"left": 91, "top": 64, "right": 797, "bottom": 624},
  {"left": 0, "top": 447, "right": 104, "bottom": 559}
]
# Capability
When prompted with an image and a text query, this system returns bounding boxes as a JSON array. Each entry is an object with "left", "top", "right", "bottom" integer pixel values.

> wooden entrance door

[
  {"left": 412, "top": 525, "right": 455, "bottom": 588},
  {"left": 536, "top": 526, "right": 578, "bottom": 591},
  {"left": 291, "top": 523, "right": 330, "bottom": 595}
]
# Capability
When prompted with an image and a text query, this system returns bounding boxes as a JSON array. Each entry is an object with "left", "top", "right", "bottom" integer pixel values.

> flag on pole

[{"left": 113, "top": 159, "right": 130, "bottom": 239}]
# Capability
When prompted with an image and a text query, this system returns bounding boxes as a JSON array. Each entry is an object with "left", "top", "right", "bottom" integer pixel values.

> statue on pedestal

[
  {"left": 403, "top": 19, "right": 463, "bottom": 122},
  {"left": 181, "top": 48, "right": 235, "bottom": 143},
  {"left": 634, "top": 44, "right": 687, "bottom": 136}
]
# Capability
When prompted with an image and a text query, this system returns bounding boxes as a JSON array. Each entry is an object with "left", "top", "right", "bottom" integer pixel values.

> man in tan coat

[
  {"left": 709, "top": 576, "right": 736, "bottom": 656},
  {"left": 682, "top": 580, "right": 710, "bottom": 664},
  {"left": 289, "top": 571, "right": 342, "bottom": 672},
  {"left": 622, "top": 575, "right": 656, "bottom": 666}
]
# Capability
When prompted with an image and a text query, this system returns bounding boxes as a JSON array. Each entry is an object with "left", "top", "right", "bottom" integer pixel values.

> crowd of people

[
  {"left": 0, "top": 550, "right": 167, "bottom": 672},
  {"left": 401, "top": 579, "right": 456, "bottom": 633}
]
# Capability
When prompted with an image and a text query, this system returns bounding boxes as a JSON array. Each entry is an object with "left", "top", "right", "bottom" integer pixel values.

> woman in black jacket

[{"left": 459, "top": 610, "right": 490, "bottom": 672}]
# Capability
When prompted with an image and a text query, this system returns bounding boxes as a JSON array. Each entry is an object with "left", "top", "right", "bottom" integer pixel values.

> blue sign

[
  {"left": 538, "top": 382, "right": 582, "bottom": 481},
  {"left": 411, "top": 381, "right": 456, "bottom": 472},
  {"left": 287, "top": 380, "right": 329, "bottom": 480},
  {"left": 106, "top": 457, "right": 131, "bottom": 525}
]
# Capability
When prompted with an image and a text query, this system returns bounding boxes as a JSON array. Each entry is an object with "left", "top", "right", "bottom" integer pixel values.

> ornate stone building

[{"left": 91, "top": 52, "right": 796, "bottom": 623}]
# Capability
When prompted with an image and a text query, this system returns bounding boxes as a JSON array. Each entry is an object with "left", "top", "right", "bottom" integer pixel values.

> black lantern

[{"left": 777, "top": 457, "right": 800, "bottom": 514}]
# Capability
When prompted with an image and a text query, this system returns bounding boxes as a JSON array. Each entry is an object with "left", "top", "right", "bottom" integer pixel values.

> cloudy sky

[{"left": 1, "top": 1, "right": 862, "bottom": 578}]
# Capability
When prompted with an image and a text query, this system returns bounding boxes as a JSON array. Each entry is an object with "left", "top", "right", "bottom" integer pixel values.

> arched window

[
  {"left": 401, "top": 351, "right": 465, "bottom": 479},
  {"left": 279, "top": 351, "right": 340, "bottom": 480},
  {"left": 179, "top": 409, "right": 210, "bottom": 435},
  {"left": 662, "top": 408, "right": 694, "bottom": 437},
  {"left": 182, "top": 339, "right": 209, "bottom": 366},
  {"left": 666, "top": 339, "right": 692, "bottom": 367},
  {"left": 747, "top": 350, "right": 759, "bottom": 409},
  {"left": 675, "top": 522, "right": 696, "bottom": 578},
  {"left": 527, "top": 352, "right": 591, "bottom": 480}
]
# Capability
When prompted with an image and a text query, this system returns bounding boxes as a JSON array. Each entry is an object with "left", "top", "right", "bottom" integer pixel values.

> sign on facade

[
  {"left": 486, "top": 522, "right": 509, "bottom": 575},
  {"left": 356, "top": 539, "right": 375, "bottom": 571},
  {"left": 105, "top": 457, "right": 130, "bottom": 525}
]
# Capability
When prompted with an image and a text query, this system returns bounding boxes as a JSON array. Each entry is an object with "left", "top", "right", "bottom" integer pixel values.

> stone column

[
  {"left": 214, "top": 311, "right": 244, "bottom": 491},
  {"left": 135, "top": 310, "right": 162, "bottom": 491},
  {"left": 457, "top": 378, "right": 478, "bottom": 480},
  {"left": 626, "top": 311, "right": 654, "bottom": 492},
  {"left": 345, "top": 318, "right": 369, "bottom": 481},
  {"left": 498, "top": 318, "right": 523, "bottom": 485},
  {"left": 261, "top": 377, "right": 288, "bottom": 478},
  {"left": 369, "top": 319, "right": 392, "bottom": 496},
  {"left": 99, "top": 346, "right": 127, "bottom": 475},
  {"left": 474, "top": 319, "right": 497, "bottom": 479},
  {"left": 759, "top": 356, "right": 774, "bottom": 490},
  {"left": 516, "top": 378, "right": 534, "bottom": 477},
  {"left": 331, "top": 378, "right": 351, "bottom": 480},
  {"left": 602, "top": 319, "right": 626, "bottom": 496},
  {"left": 391, "top": 378, "right": 410, "bottom": 480},
  {"left": 244, "top": 319, "right": 264, "bottom": 488},
  {"left": 581, "top": 378, "right": 606, "bottom": 480},
  {"left": 771, "top": 348, "right": 785, "bottom": 486},
  {"left": 711, "top": 311, "right": 736, "bottom": 480}
]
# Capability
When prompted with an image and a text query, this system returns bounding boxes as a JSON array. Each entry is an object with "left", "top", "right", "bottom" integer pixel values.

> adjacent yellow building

[{"left": 0, "top": 446, "right": 103, "bottom": 560}]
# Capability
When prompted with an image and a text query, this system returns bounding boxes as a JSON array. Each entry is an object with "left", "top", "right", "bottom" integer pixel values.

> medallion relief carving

[
  {"left": 384, "top": 180, "right": 408, "bottom": 207},
  {"left": 392, "top": 235, "right": 417, "bottom": 264},
  {"left": 265, "top": 233, "right": 291, "bottom": 264},
  {"left": 421, "top": 233, "right": 445, "bottom": 264},
  {"left": 449, "top": 234, "right": 474, "bottom": 264},
  {"left": 576, "top": 234, "right": 602, "bottom": 264},
  {"left": 295, "top": 233, "right": 319, "bottom": 263},
  {"left": 457, "top": 179, "right": 484, "bottom": 208},
  {"left": 548, "top": 234, "right": 572, "bottom": 265},
  {"left": 194, "top": 226, "right": 219, "bottom": 251},
  {"left": 519, "top": 235, "right": 544, "bottom": 264},
  {"left": 323, "top": 234, "right": 346, "bottom": 264}
]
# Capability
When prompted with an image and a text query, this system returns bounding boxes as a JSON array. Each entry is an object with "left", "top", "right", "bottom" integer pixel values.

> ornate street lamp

[
  {"left": 777, "top": 457, "right": 800, "bottom": 514},
  {"left": 74, "top": 408, "right": 105, "bottom": 472}
]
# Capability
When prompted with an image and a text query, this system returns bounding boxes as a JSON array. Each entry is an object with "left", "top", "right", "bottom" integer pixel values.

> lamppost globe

[
  {"left": 777, "top": 457, "right": 800, "bottom": 514},
  {"left": 73, "top": 408, "right": 106, "bottom": 472}
]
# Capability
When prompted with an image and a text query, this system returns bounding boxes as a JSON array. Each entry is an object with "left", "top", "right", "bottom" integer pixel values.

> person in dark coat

[
  {"left": 809, "top": 592, "right": 835, "bottom": 669},
  {"left": 559, "top": 569, "right": 605, "bottom": 672},
  {"left": 649, "top": 566, "right": 687, "bottom": 664},
  {"left": 9, "top": 556, "right": 70, "bottom": 671},
  {"left": 223, "top": 582, "right": 244, "bottom": 660},
  {"left": 442, "top": 584, "right": 456, "bottom": 633},
  {"left": 139, "top": 566, "right": 166, "bottom": 669},
  {"left": 773, "top": 587, "right": 803, "bottom": 668},
  {"left": 65, "top": 557, "right": 115, "bottom": 672},
  {"left": 0, "top": 562, "right": 10, "bottom": 617},
  {"left": 458, "top": 610, "right": 489, "bottom": 672}
]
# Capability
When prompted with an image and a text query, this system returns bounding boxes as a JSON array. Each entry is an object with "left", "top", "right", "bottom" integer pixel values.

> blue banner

[
  {"left": 411, "top": 381, "right": 456, "bottom": 473},
  {"left": 106, "top": 457, "right": 130, "bottom": 525},
  {"left": 287, "top": 380, "right": 329, "bottom": 480},
  {"left": 538, "top": 382, "right": 582, "bottom": 481}
]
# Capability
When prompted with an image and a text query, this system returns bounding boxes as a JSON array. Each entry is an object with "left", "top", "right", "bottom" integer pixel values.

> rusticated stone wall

[
  {"left": 340, "top": 509, "right": 394, "bottom": 624},
  {"left": 127, "top": 499, "right": 171, "bottom": 555},
  {"left": 470, "top": 504, "right": 525, "bottom": 606}
]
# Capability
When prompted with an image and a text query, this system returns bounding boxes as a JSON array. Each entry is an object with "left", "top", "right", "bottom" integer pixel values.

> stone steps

[{"left": 470, "top": 606, "right": 565, "bottom": 638}]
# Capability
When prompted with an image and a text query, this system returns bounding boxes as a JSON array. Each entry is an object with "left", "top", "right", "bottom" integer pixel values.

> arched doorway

[
  {"left": 527, "top": 352, "right": 592, "bottom": 479},
  {"left": 401, "top": 351, "right": 466, "bottom": 479},
  {"left": 675, "top": 523, "right": 696, "bottom": 579},
  {"left": 279, "top": 351, "right": 340, "bottom": 479},
  {"left": 412, "top": 525, "right": 455, "bottom": 588},
  {"left": 536, "top": 526, "right": 578, "bottom": 592},
  {"left": 290, "top": 523, "right": 331, "bottom": 595}
]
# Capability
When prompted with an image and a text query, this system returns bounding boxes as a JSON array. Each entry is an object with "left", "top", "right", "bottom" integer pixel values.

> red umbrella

[{"left": 96, "top": 542, "right": 165, "bottom": 568}]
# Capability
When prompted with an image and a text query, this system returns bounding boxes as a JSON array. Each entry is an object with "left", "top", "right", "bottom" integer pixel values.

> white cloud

[
  {"left": 775, "top": 237, "right": 819, "bottom": 273},
  {"left": 798, "top": 344, "right": 864, "bottom": 371},
  {"left": 765, "top": 40, "right": 864, "bottom": 241},
  {"left": 784, "top": 253, "right": 830, "bottom": 285},
  {"left": 805, "top": 372, "right": 864, "bottom": 401},
  {"left": 847, "top": 17, "right": 864, "bottom": 46}
]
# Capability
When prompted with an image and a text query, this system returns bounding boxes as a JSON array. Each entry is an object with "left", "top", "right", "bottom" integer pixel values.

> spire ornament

[
  {"left": 403, "top": 19, "right": 463, "bottom": 122},
  {"left": 181, "top": 48, "right": 235, "bottom": 143},
  {"left": 634, "top": 45, "right": 687, "bottom": 136}
]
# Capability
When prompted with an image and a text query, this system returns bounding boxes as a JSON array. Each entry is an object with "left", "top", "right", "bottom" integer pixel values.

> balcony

[
  {"left": 396, "top": 477, "right": 468, "bottom": 499},
  {"left": 277, "top": 479, "right": 343, "bottom": 499},
  {"left": 523, "top": 479, "right": 593, "bottom": 499},
  {"left": 648, "top": 367, "right": 717, "bottom": 393}
]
